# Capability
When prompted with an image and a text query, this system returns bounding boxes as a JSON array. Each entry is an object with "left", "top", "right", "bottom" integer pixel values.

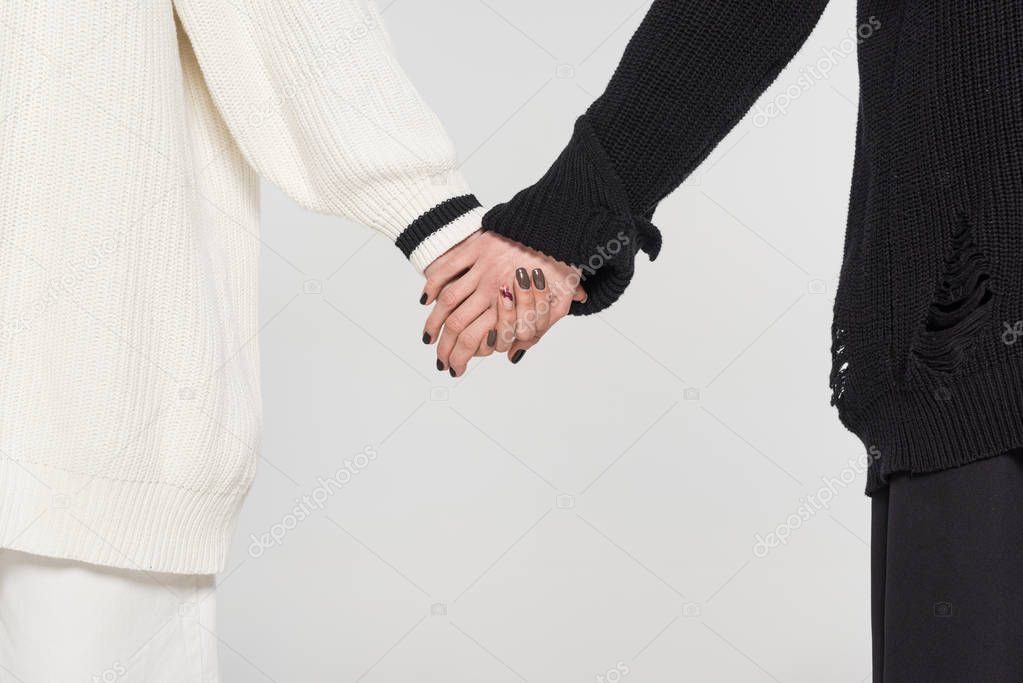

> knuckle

[
  {"left": 456, "top": 333, "right": 480, "bottom": 352},
  {"left": 439, "top": 288, "right": 462, "bottom": 308},
  {"left": 446, "top": 314, "right": 466, "bottom": 334}
]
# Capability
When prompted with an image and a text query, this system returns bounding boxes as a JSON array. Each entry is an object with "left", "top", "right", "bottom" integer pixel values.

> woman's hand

[{"left": 422, "top": 231, "right": 585, "bottom": 376}]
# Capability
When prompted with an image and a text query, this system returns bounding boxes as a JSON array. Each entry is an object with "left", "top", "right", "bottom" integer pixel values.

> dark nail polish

[
  {"left": 515, "top": 267, "right": 531, "bottom": 290},
  {"left": 487, "top": 329, "right": 497, "bottom": 347},
  {"left": 511, "top": 349, "right": 526, "bottom": 364},
  {"left": 449, "top": 368, "right": 457, "bottom": 377},
  {"left": 419, "top": 292, "right": 428, "bottom": 305},
  {"left": 436, "top": 359, "right": 444, "bottom": 371},
  {"left": 422, "top": 331, "right": 431, "bottom": 344},
  {"left": 532, "top": 268, "right": 546, "bottom": 290}
]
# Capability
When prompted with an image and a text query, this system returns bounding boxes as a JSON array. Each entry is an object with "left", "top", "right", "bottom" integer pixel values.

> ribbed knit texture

[
  {"left": 0, "top": 1, "right": 482, "bottom": 573},
  {"left": 483, "top": 0, "right": 1023, "bottom": 493},
  {"left": 485, "top": 118, "right": 662, "bottom": 313}
]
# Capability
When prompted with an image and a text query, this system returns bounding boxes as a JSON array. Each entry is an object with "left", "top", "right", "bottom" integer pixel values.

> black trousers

[{"left": 871, "top": 448, "right": 1023, "bottom": 682}]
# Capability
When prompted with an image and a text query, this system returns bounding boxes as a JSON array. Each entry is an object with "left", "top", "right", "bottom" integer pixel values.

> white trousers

[{"left": 0, "top": 550, "right": 219, "bottom": 683}]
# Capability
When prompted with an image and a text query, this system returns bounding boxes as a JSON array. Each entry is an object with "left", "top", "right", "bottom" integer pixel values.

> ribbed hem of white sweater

[{"left": 0, "top": 458, "right": 246, "bottom": 574}]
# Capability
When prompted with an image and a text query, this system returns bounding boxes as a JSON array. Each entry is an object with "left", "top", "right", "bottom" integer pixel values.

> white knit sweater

[{"left": 0, "top": 1, "right": 484, "bottom": 573}]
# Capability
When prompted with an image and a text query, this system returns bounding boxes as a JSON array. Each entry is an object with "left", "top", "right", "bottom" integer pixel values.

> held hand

[{"left": 421, "top": 230, "right": 585, "bottom": 375}]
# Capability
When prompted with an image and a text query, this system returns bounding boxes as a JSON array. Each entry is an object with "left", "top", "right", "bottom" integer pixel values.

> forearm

[
  {"left": 173, "top": 0, "right": 483, "bottom": 272},
  {"left": 588, "top": 0, "right": 831, "bottom": 213},
  {"left": 483, "top": 0, "right": 830, "bottom": 313}
]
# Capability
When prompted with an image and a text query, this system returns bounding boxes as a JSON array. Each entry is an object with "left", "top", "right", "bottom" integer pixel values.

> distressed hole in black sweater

[
  {"left": 830, "top": 324, "right": 849, "bottom": 407},
  {"left": 912, "top": 216, "right": 993, "bottom": 374}
]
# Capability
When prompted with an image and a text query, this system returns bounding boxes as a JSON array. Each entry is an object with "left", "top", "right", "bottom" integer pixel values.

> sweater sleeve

[
  {"left": 172, "top": 0, "right": 482, "bottom": 272},
  {"left": 482, "top": 0, "right": 831, "bottom": 314}
]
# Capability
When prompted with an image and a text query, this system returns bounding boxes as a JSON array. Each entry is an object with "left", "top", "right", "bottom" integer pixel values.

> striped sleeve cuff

[
  {"left": 396, "top": 194, "right": 484, "bottom": 272},
  {"left": 352, "top": 171, "right": 484, "bottom": 273}
]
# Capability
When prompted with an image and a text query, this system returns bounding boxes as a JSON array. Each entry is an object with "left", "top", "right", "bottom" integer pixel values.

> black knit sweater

[{"left": 482, "top": 1, "right": 1023, "bottom": 493}]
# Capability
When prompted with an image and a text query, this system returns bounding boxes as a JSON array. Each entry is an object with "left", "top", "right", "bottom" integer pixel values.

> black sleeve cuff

[{"left": 481, "top": 116, "right": 661, "bottom": 316}]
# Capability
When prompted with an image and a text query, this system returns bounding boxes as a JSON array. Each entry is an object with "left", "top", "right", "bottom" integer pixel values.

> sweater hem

[
  {"left": 839, "top": 356, "right": 1023, "bottom": 495},
  {"left": 0, "top": 458, "right": 248, "bottom": 574}
]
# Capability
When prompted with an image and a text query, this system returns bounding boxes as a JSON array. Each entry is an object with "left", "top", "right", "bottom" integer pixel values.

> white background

[{"left": 223, "top": 1, "right": 869, "bottom": 681}]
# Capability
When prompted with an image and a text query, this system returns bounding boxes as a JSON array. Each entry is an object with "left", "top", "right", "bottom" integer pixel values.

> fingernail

[
  {"left": 515, "top": 267, "right": 531, "bottom": 290},
  {"left": 487, "top": 329, "right": 497, "bottom": 347},
  {"left": 500, "top": 285, "right": 514, "bottom": 309},
  {"left": 436, "top": 359, "right": 444, "bottom": 371},
  {"left": 511, "top": 349, "right": 526, "bottom": 364},
  {"left": 532, "top": 268, "right": 546, "bottom": 290},
  {"left": 449, "top": 368, "right": 457, "bottom": 377},
  {"left": 419, "top": 292, "right": 428, "bottom": 305},
  {"left": 422, "top": 331, "right": 431, "bottom": 344}
]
